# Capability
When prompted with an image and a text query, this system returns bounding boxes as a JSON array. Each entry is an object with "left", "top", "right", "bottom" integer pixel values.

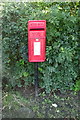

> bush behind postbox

[{"left": 2, "top": 2, "right": 79, "bottom": 93}]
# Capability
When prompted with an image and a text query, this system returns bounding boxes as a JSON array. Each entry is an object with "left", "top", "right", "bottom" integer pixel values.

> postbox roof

[
  {"left": 28, "top": 20, "right": 46, "bottom": 21},
  {"left": 28, "top": 20, "right": 46, "bottom": 29}
]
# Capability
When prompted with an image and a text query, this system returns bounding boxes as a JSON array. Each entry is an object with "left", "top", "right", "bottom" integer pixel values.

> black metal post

[{"left": 34, "top": 62, "right": 38, "bottom": 97}]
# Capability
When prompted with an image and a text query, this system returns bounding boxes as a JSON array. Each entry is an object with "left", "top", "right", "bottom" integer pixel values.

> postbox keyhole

[{"left": 36, "top": 38, "right": 39, "bottom": 41}]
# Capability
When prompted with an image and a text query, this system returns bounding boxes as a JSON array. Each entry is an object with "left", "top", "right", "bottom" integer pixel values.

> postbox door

[{"left": 29, "top": 38, "right": 46, "bottom": 62}]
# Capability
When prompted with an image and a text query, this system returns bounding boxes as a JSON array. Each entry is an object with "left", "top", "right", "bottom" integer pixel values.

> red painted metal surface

[{"left": 28, "top": 20, "right": 46, "bottom": 62}]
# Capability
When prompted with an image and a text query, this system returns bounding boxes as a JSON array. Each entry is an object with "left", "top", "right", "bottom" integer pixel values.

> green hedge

[{"left": 2, "top": 2, "right": 80, "bottom": 93}]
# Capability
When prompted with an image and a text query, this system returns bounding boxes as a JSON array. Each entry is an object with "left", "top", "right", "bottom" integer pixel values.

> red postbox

[{"left": 28, "top": 20, "right": 46, "bottom": 62}]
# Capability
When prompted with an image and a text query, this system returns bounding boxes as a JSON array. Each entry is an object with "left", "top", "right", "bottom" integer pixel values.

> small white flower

[
  {"left": 52, "top": 103, "right": 58, "bottom": 107},
  {"left": 56, "top": 110, "right": 59, "bottom": 112}
]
